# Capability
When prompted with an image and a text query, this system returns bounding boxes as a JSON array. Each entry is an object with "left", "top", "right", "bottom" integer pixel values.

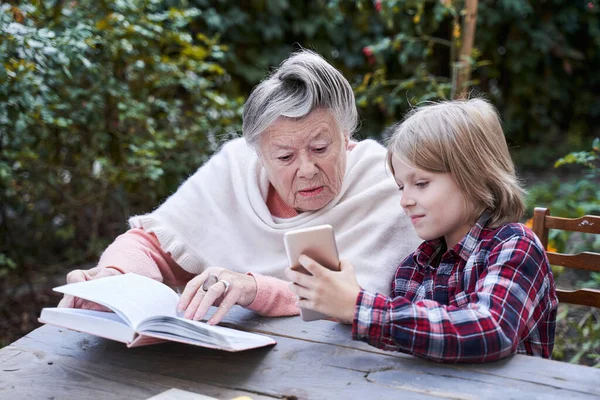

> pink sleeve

[
  {"left": 245, "top": 272, "right": 300, "bottom": 317},
  {"left": 97, "top": 228, "right": 195, "bottom": 287},
  {"left": 99, "top": 229, "right": 298, "bottom": 316}
]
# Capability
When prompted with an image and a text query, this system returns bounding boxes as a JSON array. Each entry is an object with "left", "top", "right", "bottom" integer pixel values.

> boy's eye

[
  {"left": 397, "top": 185, "right": 404, "bottom": 191},
  {"left": 415, "top": 181, "right": 429, "bottom": 188}
]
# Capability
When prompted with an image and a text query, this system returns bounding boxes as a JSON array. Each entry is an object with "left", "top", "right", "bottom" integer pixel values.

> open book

[{"left": 38, "top": 273, "right": 276, "bottom": 352}]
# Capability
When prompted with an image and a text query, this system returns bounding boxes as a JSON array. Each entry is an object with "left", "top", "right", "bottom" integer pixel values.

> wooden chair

[{"left": 532, "top": 207, "right": 600, "bottom": 308}]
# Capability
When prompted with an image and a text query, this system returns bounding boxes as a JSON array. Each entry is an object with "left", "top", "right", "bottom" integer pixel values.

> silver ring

[
  {"left": 202, "top": 274, "right": 219, "bottom": 292},
  {"left": 220, "top": 279, "right": 230, "bottom": 294}
]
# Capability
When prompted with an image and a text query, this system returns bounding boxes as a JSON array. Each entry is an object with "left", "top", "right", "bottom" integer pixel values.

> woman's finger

[
  {"left": 61, "top": 267, "right": 121, "bottom": 310},
  {"left": 80, "top": 300, "right": 111, "bottom": 312},
  {"left": 57, "top": 294, "right": 75, "bottom": 308},
  {"left": 183, "top": 287, "right": 208, "bottom": 320},
  {"left": 178, "top": 271, "right": 211, "bottom": 311},
  {"left": 192, "top": 281, "right": 226, "bottom": 321},
  {"left": 208, "top": 286, "right": 238, "bottom": 325},
  {"left": 65, "top": 270, "right": 87, "bottom": 284}
]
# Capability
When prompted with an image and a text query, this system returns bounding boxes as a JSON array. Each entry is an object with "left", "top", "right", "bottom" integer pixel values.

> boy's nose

[{"left": 400, "top": 192, "right": 416, "bottom": 208}]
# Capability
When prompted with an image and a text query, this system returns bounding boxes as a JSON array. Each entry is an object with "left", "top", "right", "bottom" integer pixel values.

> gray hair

[{"left": 242, "top": 50, "right": 358, "bottom": 150}]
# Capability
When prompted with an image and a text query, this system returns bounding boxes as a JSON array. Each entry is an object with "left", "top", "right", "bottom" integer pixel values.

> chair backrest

[{"left": 532, "top": 207, "right": 600, "bottom": 308}]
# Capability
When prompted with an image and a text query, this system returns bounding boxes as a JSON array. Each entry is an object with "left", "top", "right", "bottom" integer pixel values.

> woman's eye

[
  {"left": 313, "top": 146, "right": 327, "bottom": 153},
  {"left": 277, "top": 155, "right": 292, "bottom": 162}
]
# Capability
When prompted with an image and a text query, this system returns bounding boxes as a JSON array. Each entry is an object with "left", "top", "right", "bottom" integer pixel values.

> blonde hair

[{"left": 386, "top": 98, "right": 525, "bottom": 228}]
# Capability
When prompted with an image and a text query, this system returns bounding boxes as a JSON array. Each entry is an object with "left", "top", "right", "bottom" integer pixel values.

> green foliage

[
  {"left": 178, "top": 1, "right": 600, "bottom": 150},
  {"left": 187, "top": 0, "right": 463, "bottom": 137},
  {"left": 553, "top": 306, "right": 600, "bottom": 367},
  {"left": 476, "top": 1, "right": 600, "bottom": 168},
  {"left": 0, "top": 1, "right": 242, "bottom": 276},
  {"left": 526, "top": 136, "right": 600, "bottom": 253},
  {"left": 526, "top": 139, "right": 600, "bottom": 366},
  {"left": 351, "top": 0, "right": 460, "bottom": 132},
  {"left": 555, "top": 137, "right": 600, "bottom": 175}
]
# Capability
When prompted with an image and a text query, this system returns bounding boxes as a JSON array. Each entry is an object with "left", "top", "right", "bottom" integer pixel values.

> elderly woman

[{"left": 59, "top": 50, "right": 420, "bottom": 324}]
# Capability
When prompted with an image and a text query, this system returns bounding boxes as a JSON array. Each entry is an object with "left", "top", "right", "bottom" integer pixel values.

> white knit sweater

[{"left": 129, "top": 137, "right": 420, "bottom": 295}]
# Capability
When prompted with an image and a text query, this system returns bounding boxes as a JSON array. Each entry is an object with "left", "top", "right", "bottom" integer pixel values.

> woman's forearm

[{"left": 97, "top": 228, "right": 195, "bottom": 287}]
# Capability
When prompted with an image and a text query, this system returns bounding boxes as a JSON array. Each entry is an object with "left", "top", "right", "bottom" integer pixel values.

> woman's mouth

[{"left": 298, "top": 187, "right": 324, "bottom": 197}]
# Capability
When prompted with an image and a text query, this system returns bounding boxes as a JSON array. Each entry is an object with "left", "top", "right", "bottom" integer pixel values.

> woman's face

[{"left": 259, "top": 109, "right": 349, "bottom": 212}]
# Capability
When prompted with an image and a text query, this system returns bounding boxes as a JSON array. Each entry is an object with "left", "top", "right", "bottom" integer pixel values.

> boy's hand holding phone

[
  {"left": 283, "top": 225, "right": 361, "bottom": 323},
  {"left": 284, "top": 255, "right": 360, "bottom": 324}
]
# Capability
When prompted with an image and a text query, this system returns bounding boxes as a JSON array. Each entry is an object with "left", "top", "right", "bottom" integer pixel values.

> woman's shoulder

[
  {"left": 346, "top": 139, "right": 387, "bottom": 168},
  {"left": 351, "top": 138, "right": 386, "bottom": 152},
  {"left": 208, "top": 137, "right": 255, "bottom": 164},
  {"left": 217, "top": 136, "right": 249, "bottom": 153}
]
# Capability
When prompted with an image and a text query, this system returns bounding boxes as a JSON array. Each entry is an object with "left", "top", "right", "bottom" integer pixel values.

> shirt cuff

[{"left": 352, "top": 289, "right": 374, "bottom": 341}]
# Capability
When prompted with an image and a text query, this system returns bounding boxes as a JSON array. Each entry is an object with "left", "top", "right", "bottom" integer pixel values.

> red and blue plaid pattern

[{"left": 352, "top": 213, "right": 558, "bottom": 363}]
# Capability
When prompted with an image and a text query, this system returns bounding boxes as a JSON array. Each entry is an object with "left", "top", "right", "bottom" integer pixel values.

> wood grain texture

[
  {"left": 0, "top": 346, "right": 273, "bottom": 400},
  {"left": 557, "top": 288, "right": 600, "bottom": 309},
  {"left": 544, "top": 214, "right": 600, "bottom": 235},
  {"left": 532, "top": 207, "right": 550, "bottom": 248},
  {"left": 532, "top": 207, "right": 600, "bottom": 308},
  {"left": 2, "top": 308, "right": 600, "bottom": 399},
  {"left": 547, "top": 252, "right": 600, "bottom": 272}
]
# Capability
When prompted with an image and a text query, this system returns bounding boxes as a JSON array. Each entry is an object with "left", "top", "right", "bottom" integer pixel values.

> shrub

[{"left": 0, "top": 1, "right": 242, "bottom": 282}]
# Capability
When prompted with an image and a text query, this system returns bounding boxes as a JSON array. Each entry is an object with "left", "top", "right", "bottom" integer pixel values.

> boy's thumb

[{"left": 339, "top": 259, "right": 354, "bottom": 273}]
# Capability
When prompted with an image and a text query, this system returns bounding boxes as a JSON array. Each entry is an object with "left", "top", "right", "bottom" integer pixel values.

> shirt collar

[
  {"left": 454, "top": 211, "right": 491, "bottom": 262},
  {"left": 413, "top": 211, "right": 492, "bottom": 267}
]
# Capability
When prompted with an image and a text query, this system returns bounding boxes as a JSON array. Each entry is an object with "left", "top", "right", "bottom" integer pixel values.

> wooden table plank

[
  {"left": 3, "top": 328, "right": 440, "bottom": 400},
  {"left": 0, "top": 346, "right": 272, "bottom": 400},
  {"left": 218, "top": 307, "right": 600, "bottom": 397},
  {"left": 2, "top": 307, "right": 600, "bottom": 399},
  {"left": 4, "top": 323, "right": 599, "bottom": 400}
]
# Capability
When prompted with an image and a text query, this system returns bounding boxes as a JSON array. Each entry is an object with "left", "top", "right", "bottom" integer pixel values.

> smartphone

[{"left": 283, "top": 224, "right": 340, "bottom": 321}]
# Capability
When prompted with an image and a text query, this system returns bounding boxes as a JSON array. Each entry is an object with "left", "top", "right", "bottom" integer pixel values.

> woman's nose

[{"left": 298, "top": 156, "right": 318, "bottom": 179}]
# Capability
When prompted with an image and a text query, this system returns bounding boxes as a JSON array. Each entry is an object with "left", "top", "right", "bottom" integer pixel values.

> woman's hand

[
  {"left": 57, "top": 266, "right": 120, "bottom": 311},
  {"left": 284, "top": 255, "right": 361, "bottom": 324},
  {"left": 177, "top": 267, "right": 258, "bottom": 325}
]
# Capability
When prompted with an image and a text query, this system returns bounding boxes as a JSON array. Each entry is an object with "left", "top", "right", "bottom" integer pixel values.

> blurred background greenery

[{"left": 1, "top": 0, "right": 599, "bottom": 365}]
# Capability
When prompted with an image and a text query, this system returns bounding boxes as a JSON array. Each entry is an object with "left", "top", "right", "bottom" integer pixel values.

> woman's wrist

[{"left": 240, "top": 273, "right": 258, "bottom": 307}]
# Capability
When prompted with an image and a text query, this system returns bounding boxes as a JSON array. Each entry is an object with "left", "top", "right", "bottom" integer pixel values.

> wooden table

[{"left": 1, "top": 307, "right": 599, "bottom": 399}]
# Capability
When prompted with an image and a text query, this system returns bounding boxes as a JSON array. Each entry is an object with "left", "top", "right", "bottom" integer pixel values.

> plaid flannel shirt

[{"left": 352, "top": 213, "right": 558, "bottom": 363}]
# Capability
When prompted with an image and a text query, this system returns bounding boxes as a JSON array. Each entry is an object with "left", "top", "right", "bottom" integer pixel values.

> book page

[
  {"left": 138, "top": 316, "right": 276, "bottom": 351},
  {"left": 53, "top": 273, "right": 180, "bottom": 329},
  {"left": 39, "top": 308, "right": 136, "bottom": 343}
]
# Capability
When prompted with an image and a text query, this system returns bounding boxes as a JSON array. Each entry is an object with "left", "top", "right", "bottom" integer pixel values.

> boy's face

[{"left": 391, "top": 156, "right": 474, "bottom": 249}]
